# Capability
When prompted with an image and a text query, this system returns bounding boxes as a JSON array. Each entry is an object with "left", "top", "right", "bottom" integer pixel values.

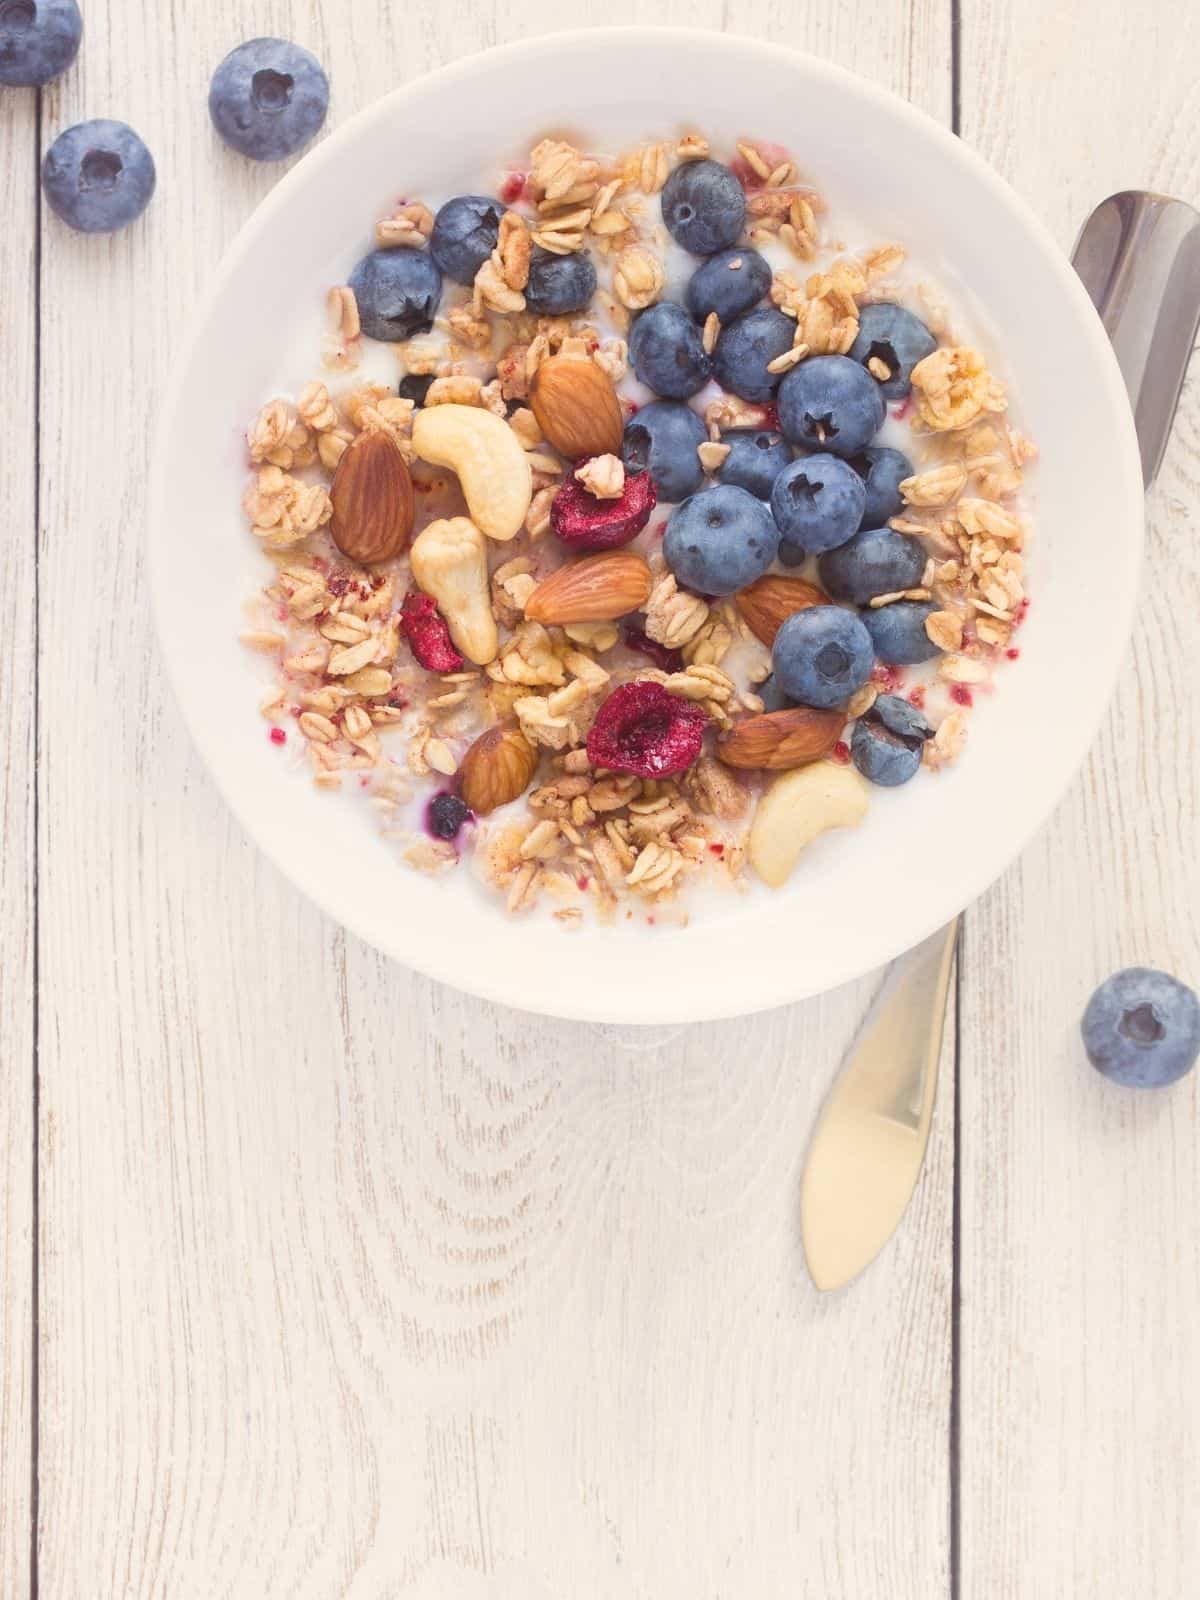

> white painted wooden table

[{"left": 2, "top": 2, "right": 1198, "bottom": 1594}]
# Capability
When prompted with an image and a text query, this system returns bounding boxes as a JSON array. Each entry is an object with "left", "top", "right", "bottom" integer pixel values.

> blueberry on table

[
  {"left": 660, "top": 158, "right": 746, "bottom": 255},
  {"left": 0, "top": 0, "right": 80, "bottom": 86},
  {"left": 850, "top": 302, "right": 937, "bottom": 399},
  {"left": 663, "top": 484, "right": 779, "bottom": 597},
  {"left": 712, "top": 307, "right": 796, "bottom": 403},
  {"left": 861, "top": 599, "right": 943, "bottom": 665},
  {"left": 772, "top": 605, "right": 874, "bottom": 709},
  {"left": 851, "top": 695, "right": 932, "bottom": 786},
  {"left": 41, "top": 120, "right": 156, "bottom": 233},
  {"left": 715, "top": 428, "right": 792, "bottom": 499},
  {"left": 623, "top": 401, "right": 707, "bottom": 502},
  {"left": 850, "top": 444, "right": 913, "bottom": 529},
  {"left": 686, "top": 246, "right": 771, "bottom": 323},
  {"left": 818, "top": 525, "right": 927, "bottom": 605},
  {"left": 524, "top": 248, "right": 597, "bottom": 315},
  {"left": 770, "top": 453, "right": 866, "bottom": 555},
  {"left": 629, "top": 302, "right": 711, "bottom": 400},
  {"left": 1081, "top": 968, "right": 1200, "bottom": 1088},
  {"left": 777, "top": 354, "right": 886, "bottom": 458},
  {"left": 208, "top": 37, "right": 329, "bottom": 162},
  {"left": 429, "top": 194, "right": 503, "bottom": 283},
  {"left": 349, "top": 247, "right": 442, "bottom": 342}
]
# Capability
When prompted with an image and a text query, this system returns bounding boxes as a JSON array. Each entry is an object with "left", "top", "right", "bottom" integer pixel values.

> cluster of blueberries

[
  {"left": 339, "top": 159, "right": 945, "bottom": 788},
  {"left": 3, "top": 16, "right": 332, "bottom": 232},
  {"left": 621, "top": 158, "right": 941, "bottom": 788}
]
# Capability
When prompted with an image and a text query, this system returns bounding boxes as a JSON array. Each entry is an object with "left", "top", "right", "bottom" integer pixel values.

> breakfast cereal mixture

[{"left": 239, "top": 132, "right": 1035, "bottom": 922}]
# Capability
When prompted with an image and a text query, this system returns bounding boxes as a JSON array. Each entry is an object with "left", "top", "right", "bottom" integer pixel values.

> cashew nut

[
  {"left": 411, "top": 404, "right": 532, "bottom": 542},
  {"left": 409, "top": 517, "right": 499, "bottom": 666},
  {"left": 749, "top": 760, "right": 868, "bottom": 888}
]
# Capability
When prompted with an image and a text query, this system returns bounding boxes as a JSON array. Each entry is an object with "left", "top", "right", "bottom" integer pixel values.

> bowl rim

[{"left": 149, "top": 25, "right": 1143, "bottom": 1022}]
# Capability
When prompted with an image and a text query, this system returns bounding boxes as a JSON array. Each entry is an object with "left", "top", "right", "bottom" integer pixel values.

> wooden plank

[
  {"left": 35, "top": 4, "right": 953, "bottom": 1595},
  {"left": 956, "top": 1, "right": 1200, "bottom": 1593},
  {"left": 0, "top": 85, "right": 37, "bottom": 1600}
]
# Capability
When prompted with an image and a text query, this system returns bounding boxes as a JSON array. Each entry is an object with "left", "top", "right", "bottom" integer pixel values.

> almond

[
  {"left": 459, "top": 724, "right": 539, "bottom": 815},
  {"left": 330, "top": 429, "right": 414, "bottom": 564},
  {"left": 735, "top": 574, "right": 827, "bottom": 646},
  {"left": 716, "top": 706, "right": 845, "bottom": 770},
  {"left": 530, "top": 355, "right": 624, "bottom": 460},
  {"left": 524, "top": 551, "right": 652, "bottom": 624}
]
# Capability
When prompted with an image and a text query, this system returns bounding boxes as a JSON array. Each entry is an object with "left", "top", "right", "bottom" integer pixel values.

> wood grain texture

[
  {"left": 957, "top": 1, "right": 1200, "bottom": 1594},
  {"left": 0, "top": 85, "right": 36, "bottom": 1600},
  {"left": 31, "top": 3, "right": 953, "bottom": 1597}
]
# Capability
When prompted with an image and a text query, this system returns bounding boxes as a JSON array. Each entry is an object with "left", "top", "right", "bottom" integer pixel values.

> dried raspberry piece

[
  {"left": 621, "top": 623, "right": 682, "bottom": 674},
  {"left": 550, "top": 469, "right": 657, "bottom": 551},
  {"left": 586, "top": 680, "right": 707, "bottom": 778},
  {"left": 400, "top": 590, "right": 464, "bottom": 672}
]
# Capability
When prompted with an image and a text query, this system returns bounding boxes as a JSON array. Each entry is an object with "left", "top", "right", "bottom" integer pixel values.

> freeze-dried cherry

[
  {"left": 586, "top": 680, "right": 707, "bottom": 778},
  {"left": 400, "top": 591, "right": 464, "bottom": 672},
  {"left": 550, "top": 469, "right": 656, "bottom": 551}
]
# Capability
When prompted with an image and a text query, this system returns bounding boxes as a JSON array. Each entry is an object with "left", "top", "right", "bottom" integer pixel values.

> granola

[{"left": 237, "top": 129, "right": 1034, "bottom": 921}]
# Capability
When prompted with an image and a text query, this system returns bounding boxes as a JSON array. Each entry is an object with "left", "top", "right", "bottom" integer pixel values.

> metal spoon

[{"left": 800, "top": 192, "right": 1200, "bottom": 1291}]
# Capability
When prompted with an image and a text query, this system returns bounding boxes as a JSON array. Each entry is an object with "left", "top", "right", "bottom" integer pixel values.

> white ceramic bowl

[{"left": 150, "top": 27, "right": 1142, "bottom": 1024}]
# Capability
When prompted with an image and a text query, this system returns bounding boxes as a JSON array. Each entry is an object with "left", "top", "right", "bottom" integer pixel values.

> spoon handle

[{"left": 801, "top": 192, "right": 1200, "bottom": 1289}]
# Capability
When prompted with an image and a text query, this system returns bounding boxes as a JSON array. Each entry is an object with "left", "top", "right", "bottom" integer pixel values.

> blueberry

[
  {"left": 861, "top": 600, "right": 943, "bottom": 665},
  {"left": 663, "top": 485, "right": 779, "bottom": 597},
  {"left": 773, "top": 605, "right": 874, "bottom": 709},
  {"left": 715, "top": 429, "right": 792, "bottom": 499},
  {"left": 850, "top": 302, "right": 937, "bottom": 399},
  {"left": 712, "top": 307, "right": 795, "bottom": 403},
  {"left": 778, "top": 540, "right": 807, "bottom": 568},
  {"left": 427, "top": 792, "right": 472, "bottom": 841},
  {"left": 1081, "top": 968, "right": 1200, "bottom": 1089},
  {"left": 208, "top": 37, "right": 329, "bottom": 162},
  {"left": 0, "top": 0, "right": 80, "bottom": 86},
  {"left": 686, "top": 247, "right": 771, "bottom": 323},
  {"left": 818, "top": 526, "right": 926, "bottom": 604},
  {"left": 770, "top": 453, "right": 866, "bottom": 555},
  {"left": 398, "top": 372, "right": 435, "bottom": 407},
  {"left": 429, "top": 194, "right": 502, "bottom": 284},
  {"left": 41, "top": 120, "right": 156, "bottom": 234},
  {"left": 623, "top": 401, "right": 707, "bottom": 502},
  {"left": 629, "top": 302, "right": 711, "bottom": 400},
  {"left": 849, "top": 444, "right": 912, "bottom": 529},
  {"left": 777, "top": 355, "right": 886, "bottom": 458},
  {"left": 524, "top": 248, "right": 596, "bottom": 315},
  {"left": 851, "top": 695, "right": 932, "bottom": 787},
  {"left": 660, "top": 159, "right": 746, "bottom": 255},
  {"left": 349, "top": 247, "right": 442, "bottom": 342},
  {"left": 757, "top": 674, "right": 796, "bottom": 713}
]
